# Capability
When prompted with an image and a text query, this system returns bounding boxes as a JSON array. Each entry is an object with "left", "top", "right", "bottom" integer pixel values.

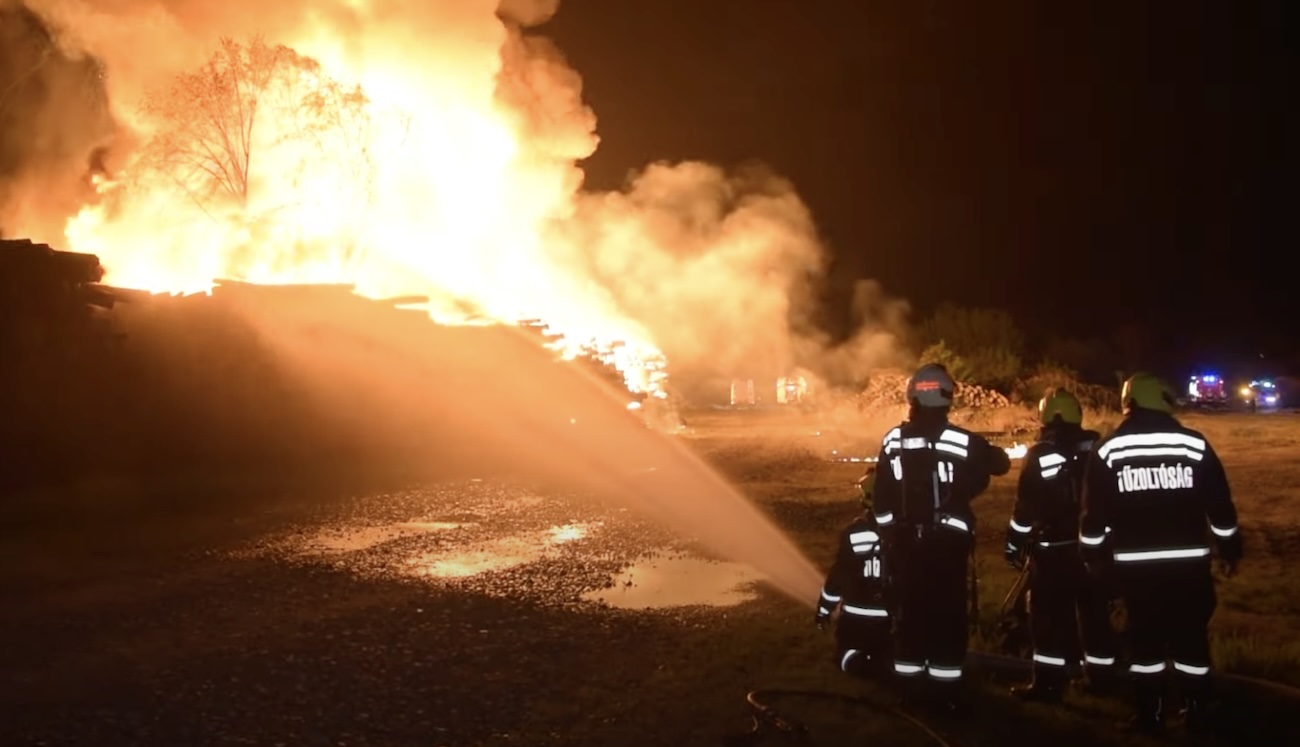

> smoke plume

[
  {"left": 0, "top": 0, "right": 115, "bottom": 242},
  {"left": 3, "top": 0, "right": 911, "bottom": 392}
]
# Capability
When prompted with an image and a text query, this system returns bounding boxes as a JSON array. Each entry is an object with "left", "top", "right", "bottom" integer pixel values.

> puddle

[
  {"left": 411, "top": 540, "right": 541, "bottom": 578},
  {"left": 548, "top": 523, "right": 591, "bottom": 543},
  {"left": 301, "top": 521, "right": 465, "bottom": 552},
  {"left": 582, "top": 554, "right": 764, "bottom": 609},
  {"left": 406, "top": 521, "right": 600, "bottom": 579}
]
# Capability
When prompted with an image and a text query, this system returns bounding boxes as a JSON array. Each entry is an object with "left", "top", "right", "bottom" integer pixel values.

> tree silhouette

[
  {"left": 919, "top": 303, "right": 1025, "bottom": 389},
  {"left": 139, "top": 37, "right": 285, "bottom": 207},
  {"left": 135, "top": 36, "right": 404, "bottom": 223}
]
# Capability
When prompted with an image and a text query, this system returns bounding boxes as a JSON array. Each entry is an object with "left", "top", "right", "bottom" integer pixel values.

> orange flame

[{"left": 61, "top": 22, "right": 669, "bottom": 398}]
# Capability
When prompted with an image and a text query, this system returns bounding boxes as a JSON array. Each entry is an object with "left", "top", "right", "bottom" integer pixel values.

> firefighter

[
  {"left": 872, "top": 363, "right": 1012, "bottom": 711},
  {"left": 1079, "top": 371, "right": 1242, "bottom": 733},
  {"left": 815, "top": 466, "right": 892, "bottom": 680},
  {"left": 1004, "top": 388, "right": 1121, "bottom": 702}
]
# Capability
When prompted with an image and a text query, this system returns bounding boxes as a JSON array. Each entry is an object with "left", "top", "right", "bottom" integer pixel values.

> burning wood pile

[{"left": 0, "top": 241, "right": 652, "bottom": 495}]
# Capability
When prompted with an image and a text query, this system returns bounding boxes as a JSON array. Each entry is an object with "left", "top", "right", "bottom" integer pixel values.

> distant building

[
  {"left": 726, "top": 373, "right": 811, "bottom": 407},
  {"left": 730, "top": 378, "right": 756, "bottom": 406}
]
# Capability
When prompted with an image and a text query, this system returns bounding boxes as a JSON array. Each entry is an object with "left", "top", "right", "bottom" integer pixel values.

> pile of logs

[{"left": 0, "top": 238, "right": 117, "bottom": 354}]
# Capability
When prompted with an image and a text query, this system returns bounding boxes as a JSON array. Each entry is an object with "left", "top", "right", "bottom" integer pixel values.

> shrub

[
  {"left": 853, "top": 370, "right": 1038, "bottom": 436},
  {"left": 1016, "top": 362, "right": 1121, "bottom": 412},
  {"left": 918, "top": 304, "right": 1024, "bottom": 389}
]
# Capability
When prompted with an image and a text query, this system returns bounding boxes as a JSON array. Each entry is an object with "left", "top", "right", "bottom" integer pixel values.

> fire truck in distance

[
  {"left": 1240, "top": 379, "right": 1280, "bottom": 410},
  {"left": 1186, "top": 373, "right": 1228, "bottom": 406}
]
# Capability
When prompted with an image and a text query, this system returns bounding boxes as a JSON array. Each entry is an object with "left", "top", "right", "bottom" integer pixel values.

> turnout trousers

[
  {"left": 889, "top": 526, "right": 970, "bottom": 696},
  {"left": 1118, "top": 561, "right": 1217, "bottom": 718},
  {"left": 834, "top": 614, "right": 893, "bottom": 680},
  {"left": 1027, "top": 544, "right": 1120, "bottom": 686}
]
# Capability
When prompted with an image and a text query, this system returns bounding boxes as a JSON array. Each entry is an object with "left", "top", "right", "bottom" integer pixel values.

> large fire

[
  {"left": 53, "top": 11, "right": 677, "bottom": 397},
  {"left": 8, "top": 1, "right": 858, "bottom": 402}
]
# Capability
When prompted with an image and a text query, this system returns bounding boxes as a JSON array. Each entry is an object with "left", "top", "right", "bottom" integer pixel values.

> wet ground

[
  {"left": 236, "top": 480, "right": 771, "bottom": 610},
  {"left": 0, "top": 478, "right": 784, "bottom": 747},
  {"left": 6, "top": 424, "right": 1300, "bottom": 747}
]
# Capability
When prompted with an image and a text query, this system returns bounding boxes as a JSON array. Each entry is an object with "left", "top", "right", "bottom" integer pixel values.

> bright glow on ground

[{"left": 582, "top": 554, "right": 763, "bottom": 609}]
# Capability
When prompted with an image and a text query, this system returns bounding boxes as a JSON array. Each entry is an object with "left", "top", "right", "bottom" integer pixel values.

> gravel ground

[
  {"left": 0, "top": 478, "right": 775, "bottom": 747},
  {"left": 5, "top": 460, "right": 1300, "bottom": 747}
]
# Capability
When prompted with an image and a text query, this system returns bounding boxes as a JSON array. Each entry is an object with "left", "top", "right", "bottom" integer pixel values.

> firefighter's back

[
  {"left": 1026, "top": 427, "right": 1100, "bottom": 543},
  {"left": 1094, "top": 414, "right": 1218, "bottom": 563},
  {"left": 836, "top": 515, "right": 889, "bottom": 614},
  {"left": 881, "top": 419, "right": 998, "bottom": 533}
]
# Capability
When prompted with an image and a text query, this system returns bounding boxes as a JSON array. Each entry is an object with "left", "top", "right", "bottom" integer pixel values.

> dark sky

[{"left": 543, "top": 1, "right": 1293, "bottom": 353}]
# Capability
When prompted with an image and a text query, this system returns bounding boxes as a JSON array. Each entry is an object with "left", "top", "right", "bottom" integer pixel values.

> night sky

[{"left": 544, "top": 1, "right": 1292, "bottom": 355}]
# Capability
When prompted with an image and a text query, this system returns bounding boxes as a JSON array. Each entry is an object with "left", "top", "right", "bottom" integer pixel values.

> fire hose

[
  {"left": 1001, "top": 555, "right": 1032, "bottom": 618},
  {"left": 733, "top": 652, "right": 1300, "bottom": 747},
  {"left": 732, "top": 687, "right": 954, "bottom": 747}
]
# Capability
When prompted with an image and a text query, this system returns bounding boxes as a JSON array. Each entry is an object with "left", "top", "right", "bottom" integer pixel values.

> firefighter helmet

[
  {"left": 1121, "top": 371, "right": 1176, "bottom": 415},
  {"left": 907, "top": 363, "right": 955, "bottom": 408},
  {"left": 1039, "top": 388, "right": 1083, "bottom": 426},
  {"left": 855, "top": 466, "right": 877, "bottom": 511}
]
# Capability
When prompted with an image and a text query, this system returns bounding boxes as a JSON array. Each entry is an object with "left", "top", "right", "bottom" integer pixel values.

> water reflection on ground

[
  {"left": 241, "top": 480, "right": 770, "bottom": 610},
  {"left": 582, "top": 554, "right": 763, "bottom": 609},
  {"left": 406, "top": 521, "right": 601, "bottom": 579}
]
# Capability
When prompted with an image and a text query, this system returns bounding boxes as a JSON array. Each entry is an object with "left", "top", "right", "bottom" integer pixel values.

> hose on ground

[
  {"left": 730, "top": 687, "right": 953, "bottom": 747},
  {"left": 966, "top": 650, "right": 1300, "bottom": 702},
  {"left": 731, "top": 655, "right": 1300, "bottom": 745}
]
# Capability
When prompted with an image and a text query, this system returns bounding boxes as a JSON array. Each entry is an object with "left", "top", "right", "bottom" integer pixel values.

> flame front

[{"left": 59, "top": 8, "right": 670, "bottom": 399}]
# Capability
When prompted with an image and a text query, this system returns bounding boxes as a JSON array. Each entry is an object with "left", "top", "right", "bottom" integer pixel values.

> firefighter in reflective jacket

[
  {"left": 872, "top": 364, "right": 1012, "bottom": 710},
  {"left": 815, "top": 466, "right": 893, "bottom": 678},
  {"left": 1005, "top": 388, "right": 1121, "bottom": 702},
  {"left": 1079, "top": 372, "right": 1242, "bottom": 733}
]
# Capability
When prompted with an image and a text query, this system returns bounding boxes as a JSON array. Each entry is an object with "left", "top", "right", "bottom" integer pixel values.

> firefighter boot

[
  {"left": 1180, "top": 696, "right": 1211, "bottom": 736},
  {"left": 895, "top": 673, "right": 928, "bottom": 708},
  {"left": 1179, "top": 682, "right": 1217, "bottom": 738},
  {"left": 930, "top": 681, "right": 969, "bottom": 718},
  {"left": 1011, "top": 673, "right": 1065, "bottom": 704},
  {"left": 1079, "top": 666, "right": 1119, "bottom": 697},
  {"left": 1122, "top": 689, "right": 1164, "bottom": 734}
]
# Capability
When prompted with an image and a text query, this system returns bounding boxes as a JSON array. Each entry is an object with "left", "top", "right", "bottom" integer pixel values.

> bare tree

[
  {"left": 135, "top": 36, "right": 404, "bottom": 223},
  {"left": 139, "top": 37, "right": 288, "bottom": 208}
]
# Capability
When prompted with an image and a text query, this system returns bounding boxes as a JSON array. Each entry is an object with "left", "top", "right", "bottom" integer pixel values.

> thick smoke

[
  {"left": 0, "top": 0, "right": 115, "bottom": 242},
  {"left": 4, "top": 0, "right": 911, "bottom": 392}
]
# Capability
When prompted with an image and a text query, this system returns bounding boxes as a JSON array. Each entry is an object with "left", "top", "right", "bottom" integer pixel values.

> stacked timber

[
  {"left": 0, "top": 239, "right": 115, "bottom": 493},
  {"left": 0, "top": 245, "right": 646, "bottom": 495},
  {"left": 0, "top": 238, "right": 111, "bottom": 309},
  {"left": 0, "top": 238, "right": 116, "bottom": 354}
]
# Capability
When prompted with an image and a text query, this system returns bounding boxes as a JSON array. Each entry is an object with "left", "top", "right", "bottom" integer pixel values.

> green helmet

[
  {"left": 855, "top": 467, "right": 877, "bottom": 511},
  {"left": 1121, "top": 371, "right": 1176, "bottom": 415},
  {"left": 1039, "top": 387, "right": 1083, "bottom": 426}
]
